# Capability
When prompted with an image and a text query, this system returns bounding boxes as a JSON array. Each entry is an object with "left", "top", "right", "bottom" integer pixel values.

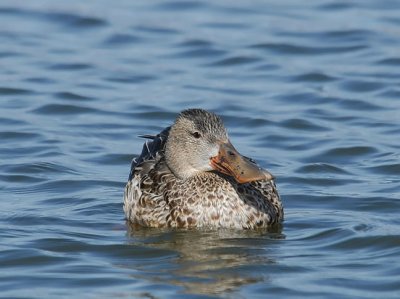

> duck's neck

[
  {"left": 164, "top": 140, "right": 196, "bottom": 181},
  {"left": 165, "top": 158, "right": 198, "bottom": 181}
]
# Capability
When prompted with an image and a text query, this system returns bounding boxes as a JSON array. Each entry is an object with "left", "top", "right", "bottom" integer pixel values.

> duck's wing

[
  {"left": 128, "top": 126, "right": 171, "bottom": 181},
  {"left": 125, "top": 126, "right": 173, "bottom": 227}
]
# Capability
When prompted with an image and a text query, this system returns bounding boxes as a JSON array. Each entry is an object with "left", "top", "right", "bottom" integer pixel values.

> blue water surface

[{"left": 1, "top": 1, "right": 399, "bottom": 298}]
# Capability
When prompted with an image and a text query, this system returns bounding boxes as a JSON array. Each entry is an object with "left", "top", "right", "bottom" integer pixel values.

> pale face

[
  {"left": 165, "top": 115, "right": 227, "bottom": 179},
  {"left": 164, "top": 109, "right": 272, "bottom": 183}
]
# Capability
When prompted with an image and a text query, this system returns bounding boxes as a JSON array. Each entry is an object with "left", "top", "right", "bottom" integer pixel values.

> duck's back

[
  {"left": 128, "top": 126, "right": 170, "bottom": 181},
  {"left": 124, "top": 127, "right": 173, "bottom": 227}
]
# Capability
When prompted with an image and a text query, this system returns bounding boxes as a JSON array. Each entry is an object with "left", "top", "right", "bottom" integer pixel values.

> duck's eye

[{"left": 191, "top": 131, "right": 201, "bottom": 139}]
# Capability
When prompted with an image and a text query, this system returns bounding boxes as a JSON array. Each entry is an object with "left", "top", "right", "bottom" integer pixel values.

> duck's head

[{"left": 165, "top": 109, "right": 273, "bottom": 183}]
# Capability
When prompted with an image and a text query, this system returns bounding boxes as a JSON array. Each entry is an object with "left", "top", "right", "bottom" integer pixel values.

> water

[{"left": 1, "top": 0, "right": 399, "bottom": 298}]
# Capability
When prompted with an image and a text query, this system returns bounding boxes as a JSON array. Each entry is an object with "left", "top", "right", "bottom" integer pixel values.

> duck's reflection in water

[{"left": 126, "top": 222, "right": 284, "bottom": 296}]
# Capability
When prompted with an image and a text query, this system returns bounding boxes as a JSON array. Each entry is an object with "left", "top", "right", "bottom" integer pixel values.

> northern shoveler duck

[{"left": 124, "top": 109, "right": 283, "bottom": 229}]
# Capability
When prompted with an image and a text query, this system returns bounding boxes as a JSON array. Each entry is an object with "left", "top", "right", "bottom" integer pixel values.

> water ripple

[
  {"left": 296, "top": 163, "right": 351, "bottom": 175},
  {"left": 335, "top": 98, "right": 384, "bottom": 110},
  {"left": 173, "top": 48, "right": 226, "bottom": 58},
  {"left": 0, "top": 87, "right": 32, "bottom": 95},
  {"left": 5, "top": 162, "right": 78, "bottom": 175},
  {"left": 105, "top": 74, "right": 156, "bottom": 84},
  {"left": 366, "top": 163, "right": 400, "bottom": 175},
  {"left": 208, "top": 55, "right": 261, "bottom": 67},
  {"left": 279, "top": 118, "right": 328, "bottom": 132},
  {"left": 339, "top": 80, "right": 385, "bottom": 93},
  {"left": 47, "top": 63, "right": 93, "bottom": 71},
  {"left": 32, "top": 104, "right": 98, "bottom": 115},
  {"left": 155, "top": 1, "right": 206, "bottom": 11},
  {"left": 250, "top": 42, "right": 367, "bottom": 55},
  {"left": 54, "top": 92, "right": 93, "bottom": 101},
  {"left": 102, "top": 33, "right": 142, "bottom": 47},
  {"left": 291, "top": 72, "right": 336, "bottom": 82},
  {"left": 304, "top": 146, "right": 379, "bottom": 164},
  {"left": 376, "top": 57, "right": 400, "bottom": 66},
  {"left": 0, "top": 7, "right": 108, "bottom": 29}
]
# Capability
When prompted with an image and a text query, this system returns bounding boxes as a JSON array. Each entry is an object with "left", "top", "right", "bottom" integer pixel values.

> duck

[{"left": 124, "top": 108, "right": 283, "bottom": 229}]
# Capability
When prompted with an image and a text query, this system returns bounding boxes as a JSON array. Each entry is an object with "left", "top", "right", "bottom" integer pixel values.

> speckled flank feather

[{"left": 124, "top": 109, "right": 283, "bottom": 229}]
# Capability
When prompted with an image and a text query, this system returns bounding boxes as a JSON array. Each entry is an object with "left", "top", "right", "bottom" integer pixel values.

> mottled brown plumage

[{"left": 124, "top": 109, "right": 283, "bottom": 229}]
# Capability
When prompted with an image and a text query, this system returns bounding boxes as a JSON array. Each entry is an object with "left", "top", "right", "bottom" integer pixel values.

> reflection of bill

[{"left": 126, "top": 222, "right": 284, "bottom": 296}]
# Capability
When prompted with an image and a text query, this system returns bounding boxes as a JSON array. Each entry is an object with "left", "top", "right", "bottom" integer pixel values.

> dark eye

[{"left": 191, "top": 131, "right": 201, "bottom": 139}]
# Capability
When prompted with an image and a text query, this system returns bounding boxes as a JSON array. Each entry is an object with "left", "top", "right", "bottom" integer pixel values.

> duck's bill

[{"left": 210, "top": 141, "right": 274, "bottom": 184}]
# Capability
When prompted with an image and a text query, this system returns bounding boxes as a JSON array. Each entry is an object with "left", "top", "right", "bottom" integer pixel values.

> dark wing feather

[{"left": 128, "top": 126, "right": 171, "bottom": 181}]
